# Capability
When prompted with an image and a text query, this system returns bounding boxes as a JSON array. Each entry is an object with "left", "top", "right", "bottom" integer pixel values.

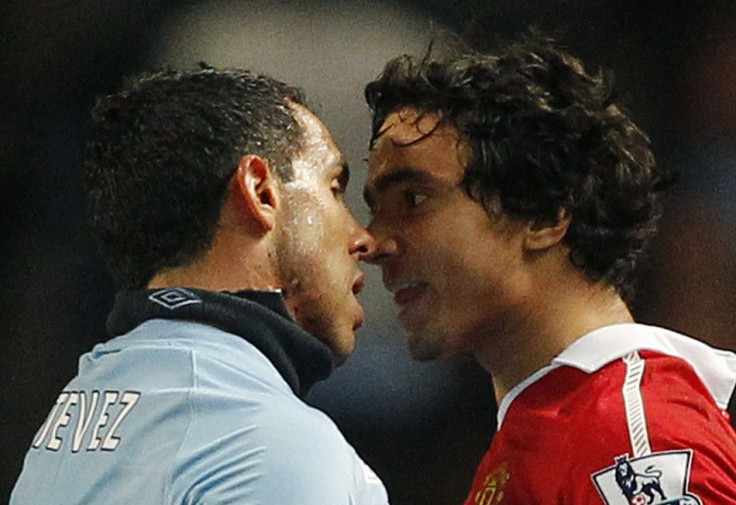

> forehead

[
  {"left": 289, "top": 103, "right": 344, "bottom": 179},
  {"left": 367, "top": 108, "right": 466, "bottom": 185}
]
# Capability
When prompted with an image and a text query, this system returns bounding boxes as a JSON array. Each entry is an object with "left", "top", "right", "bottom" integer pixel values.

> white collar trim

[{"left": 496, "top": 323, "right": 736, "bottom": 428}]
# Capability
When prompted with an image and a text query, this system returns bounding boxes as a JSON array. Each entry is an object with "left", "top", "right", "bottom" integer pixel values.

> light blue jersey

[{"left": 11, "top": 289, "right": 389, "bottom": 504}]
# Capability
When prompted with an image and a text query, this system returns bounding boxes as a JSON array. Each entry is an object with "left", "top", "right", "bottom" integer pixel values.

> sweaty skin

[{"left": 276, "top": 105, "right": 373, "bottom": 364}]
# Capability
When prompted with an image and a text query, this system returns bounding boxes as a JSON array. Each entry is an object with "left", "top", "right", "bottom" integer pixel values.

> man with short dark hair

[
  {"left": 363, "top": 35, "right": 736, "bottom": 503},
  {"left": 11, "top": 67, "right": 389, "bottom": 504}
]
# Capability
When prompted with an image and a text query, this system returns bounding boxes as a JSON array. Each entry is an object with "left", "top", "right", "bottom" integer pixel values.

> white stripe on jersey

[{"left": 622, "top": 351, "right": 652, "bottom": 457}]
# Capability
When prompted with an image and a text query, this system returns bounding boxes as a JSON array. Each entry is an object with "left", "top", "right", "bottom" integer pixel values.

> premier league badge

[{"left": 591, "top": 450, "right": 702, "bottom": 505}]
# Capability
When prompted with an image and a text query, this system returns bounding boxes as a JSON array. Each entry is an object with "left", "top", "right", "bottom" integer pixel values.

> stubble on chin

[{"left": 405, "top": 326, "right": 446, "bottom": 362}]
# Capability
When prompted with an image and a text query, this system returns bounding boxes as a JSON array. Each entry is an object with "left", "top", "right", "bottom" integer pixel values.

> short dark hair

[
  {"left": 365, "top": 34, "right": 672, "bottom": 302},
  {"left": 85, "top": 66, "right": 305, "bottom": 290}
]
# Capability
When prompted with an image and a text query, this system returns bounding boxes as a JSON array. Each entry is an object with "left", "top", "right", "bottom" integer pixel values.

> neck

[
  {"left": 474, "top": 266, "right": 633, "bottom": 404},
  {"left": 147, "top": 229, "right": 278, "bottom": 293}
]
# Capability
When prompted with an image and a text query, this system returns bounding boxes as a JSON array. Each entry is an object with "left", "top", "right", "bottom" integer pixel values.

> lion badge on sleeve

[{"left": 591, "top": 450, "right": 702, "bottom": 505}]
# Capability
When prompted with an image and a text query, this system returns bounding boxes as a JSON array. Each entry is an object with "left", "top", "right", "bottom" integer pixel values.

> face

[
  {"left": 364, "top": 108, "right": 527, "bottom": 361},
  {"left": 275, "top": 105, "right": 373, "bottom": 365}
]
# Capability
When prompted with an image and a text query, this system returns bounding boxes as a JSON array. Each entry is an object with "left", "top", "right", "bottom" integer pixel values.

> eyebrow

[{"left": 363, "top": 167, "right": 443, "bottom": 209}]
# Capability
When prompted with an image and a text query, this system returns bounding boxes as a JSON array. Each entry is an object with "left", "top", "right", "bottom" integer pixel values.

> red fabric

[{"left": 464, "top": 351, "right": 736, "bottom": 504}]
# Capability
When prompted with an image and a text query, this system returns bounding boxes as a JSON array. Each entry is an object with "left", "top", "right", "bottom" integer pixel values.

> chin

[
  {"left": 330, "top": 346, "right": 352, "bottom": 367},
  {"left": 405, "top": 325, "right": 452, "bottom": 362},
  {"left": 325, "top": 330, "right": 356, "bottom": 367},
  {"left": 407, "top": 338, "right": 443, "bottom": 362}
]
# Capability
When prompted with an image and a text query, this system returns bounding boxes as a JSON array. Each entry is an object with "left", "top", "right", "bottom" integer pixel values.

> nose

[
  {"left": 348, "top": 215, "right": 376, "bottom": 262},
  {"left": 361, "top": 220, "right": 399, "bottom": 265}
]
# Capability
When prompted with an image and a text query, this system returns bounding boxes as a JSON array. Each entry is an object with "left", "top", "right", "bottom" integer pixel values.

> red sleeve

[
  {"left": 462, "top": 354, "right": 736, "bottom": 504},
  {"left": 568, "top": 351, "right": 736, "bottom": 504}
]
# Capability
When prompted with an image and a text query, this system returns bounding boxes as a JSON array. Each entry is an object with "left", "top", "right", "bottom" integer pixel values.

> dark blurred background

[{"left": 2, "top": 1, "right": 735, "bottom": 503}]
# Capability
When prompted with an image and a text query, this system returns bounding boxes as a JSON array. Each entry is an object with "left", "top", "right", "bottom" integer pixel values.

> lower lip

[{"left": 394, "top": 283, "right": 427, "bottom": 306}]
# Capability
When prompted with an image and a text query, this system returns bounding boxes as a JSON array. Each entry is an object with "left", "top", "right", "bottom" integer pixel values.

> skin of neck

[
  {"left": 147, "top": 179, "right": 281, "bottom": 293},
  {"left": 473, "top": 243, "right": 634, "bottom": 404}
]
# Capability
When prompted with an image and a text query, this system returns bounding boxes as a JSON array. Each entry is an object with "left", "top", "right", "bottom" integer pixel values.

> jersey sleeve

[{"left": 568, "top": 352, "right": 736, "bottom": 504}]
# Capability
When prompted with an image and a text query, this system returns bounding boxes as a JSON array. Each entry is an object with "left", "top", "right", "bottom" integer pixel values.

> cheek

[
  {"left": 282, "top": 220, "right": 352, "bottom": 292},
  {"left": 410, "top": 223, "right": 504, "bottom": 293},
  {"left": 283, "top": 198, "right": 329, "bottom": 253},
  {"left": 319, "top": 206, "right": 356, "bottom": 256},
  {"left": 404, "top": 216, "right": 472, "bottom": 265}
]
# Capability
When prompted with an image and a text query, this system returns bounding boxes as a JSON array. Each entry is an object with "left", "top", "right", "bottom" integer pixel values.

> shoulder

[
  {"left": 491, "top": 326, "right": 736, "bottom": 502},
  {"left": 537, "top": 350, "right": 736, "bottom": 451},
  {"left": 575, "top": 351, "right": 736, "bottom": 502},
  {"left": 583, "top": 351, "right": 736, "bottom": 502},
  {"left": 505, "top": 360, "right": 630, "bottom": 430},
  {"left": 172, "top": 396, "right": 387, "bottom": 504},
  {"left": 165, "top": 342, "right": 387, "bottom": 503}
]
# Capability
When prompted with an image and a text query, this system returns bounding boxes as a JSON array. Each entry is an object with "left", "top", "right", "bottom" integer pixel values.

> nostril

[
  {"left": 356, "top": 240, "right": 371, "bottom": 253},
  {"left": 351, "top": 228, "right": 377, "bottom": 259},
  {"left": 356, "top": 245, "right": 376, "bottom": 264},
  {"left": 360, "top": 245, "right": 394, "bottom": 265}
]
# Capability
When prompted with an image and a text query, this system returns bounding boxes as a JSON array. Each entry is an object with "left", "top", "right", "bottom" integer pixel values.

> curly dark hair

[
  {"left": 365, "top": 35, "right": 672, "bottom": 302},
  {"left": 85, "top": 66, "right": 305, "bottom": 290}
]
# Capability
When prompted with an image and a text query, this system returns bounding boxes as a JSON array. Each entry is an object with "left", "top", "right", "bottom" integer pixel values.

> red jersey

[{"left": 464, "top": 323, "right": 736, "bottom": 504}]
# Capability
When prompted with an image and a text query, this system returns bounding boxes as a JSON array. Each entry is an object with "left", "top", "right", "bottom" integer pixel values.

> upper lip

[{"left": 383, "top": 274, "right": 426, "bottom": 295}]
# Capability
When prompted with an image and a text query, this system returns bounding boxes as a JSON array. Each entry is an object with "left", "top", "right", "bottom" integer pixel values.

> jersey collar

[
  {"left": 106, "top": 288, "right": 334, "bottom": 397},
  {"left": 497, "top": 323, "right": 736, "bottom": 428}
]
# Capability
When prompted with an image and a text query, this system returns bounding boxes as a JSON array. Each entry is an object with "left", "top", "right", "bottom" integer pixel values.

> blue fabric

[{"left": 11, "top": 318, "right": 388, "bottom": 504}]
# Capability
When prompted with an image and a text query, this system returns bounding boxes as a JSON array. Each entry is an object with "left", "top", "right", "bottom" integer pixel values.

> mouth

[
  {"left": 353, "top": 304, "right": 365, "bottom": 330},
  {"left": 391, "top": 280, "right": 428, "bottom": 307},
  {"left": 352, "top": 273, "right": 366, "bottom": 330}
]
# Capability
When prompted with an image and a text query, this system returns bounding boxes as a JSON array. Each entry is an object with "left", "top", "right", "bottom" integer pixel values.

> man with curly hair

[
  {"left": 363, "top": 35, "right": 736, "bottom": 503},
  {"left": 11, "top": 67, "right": 388, "bottom": 504}
]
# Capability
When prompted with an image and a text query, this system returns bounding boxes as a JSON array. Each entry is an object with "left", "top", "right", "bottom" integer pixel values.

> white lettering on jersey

[
  {"left": 101, "top": 391, "right": 140, "bottom": 451},
  {"left": 32, "top": 393, "right": 68, "bottom": 449},
  {"left": 30, "top": 390, "right": 140, "bottom": 453},
  {"left": 71, "top": 390, "right": 100, "bottom": 453},
  {"left": 88, "top": 391, "right": 119, "bottom": 451},
  {"left": 47, "top": 392, "right": 78, "bottom": 451}
]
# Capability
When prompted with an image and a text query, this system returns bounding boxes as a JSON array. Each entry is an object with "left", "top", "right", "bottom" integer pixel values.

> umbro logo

[{"left": 148, "top": 288, "right": 202, "bottom": 310}]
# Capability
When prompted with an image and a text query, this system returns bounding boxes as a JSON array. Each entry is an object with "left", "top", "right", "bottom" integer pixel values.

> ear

[
  {"left": 234, "top": 155, "right": 280, "bottom": 232},
  {"left": 523, "top": 209, "right": 571, "bottom": 251}
]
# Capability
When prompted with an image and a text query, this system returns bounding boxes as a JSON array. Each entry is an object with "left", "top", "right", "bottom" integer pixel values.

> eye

[{"left": 405, "top": 191, "right": 428, "bottom": 207}]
